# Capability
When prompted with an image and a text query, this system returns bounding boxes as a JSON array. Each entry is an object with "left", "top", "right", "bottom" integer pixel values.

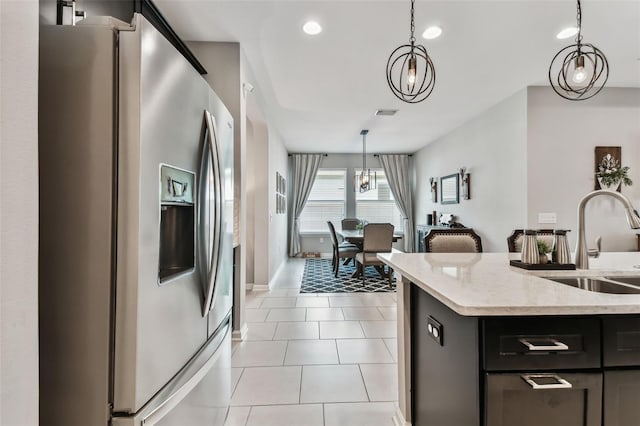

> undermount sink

[
  {"left": 546, "top": 277, "right": 640, "bottom": 294},
  {"left": 605, "top": 276, "right": 640, "bottom": 287}
]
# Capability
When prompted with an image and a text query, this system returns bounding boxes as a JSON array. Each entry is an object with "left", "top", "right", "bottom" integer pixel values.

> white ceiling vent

[{"left": 375, "top": 109, "right": 398, "bottom": 116}]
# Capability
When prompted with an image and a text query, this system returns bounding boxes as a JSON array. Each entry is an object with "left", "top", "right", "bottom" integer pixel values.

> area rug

[{"left": 301, "top": 258, "right": 396, "bottom": 293}]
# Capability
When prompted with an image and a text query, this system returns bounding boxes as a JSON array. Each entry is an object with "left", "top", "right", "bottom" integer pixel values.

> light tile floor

[{"left": 227, "top": 258, "right": 397, "bottom": 426}]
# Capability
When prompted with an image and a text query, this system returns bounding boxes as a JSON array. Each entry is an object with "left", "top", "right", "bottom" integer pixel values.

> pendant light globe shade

[
  {"left": 548, "top": 43, "right": 608, "bottom": 100},
  {"left": 387, "top": 44, "right": 435, "bottom": 103},
  {"left": 386, "top": 0, "right": 436, "bottom": 104},
  {"left": 548, "top": 0, "right": 609, "bottom": 101},
  {"left": 356, "top": 129, "right": 376, "bottom": 193}
]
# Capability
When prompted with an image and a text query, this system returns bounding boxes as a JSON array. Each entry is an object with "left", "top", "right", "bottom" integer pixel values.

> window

[
  {"left": 299, "top": 169, "right": 346, "bottom": 233},
  {"left": 355, "top": 169, "right": 404, "bottom": 232}
]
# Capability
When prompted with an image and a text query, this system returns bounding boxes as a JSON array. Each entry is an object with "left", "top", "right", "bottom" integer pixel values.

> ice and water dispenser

[{"left": 159, "top": 165, "right": 195, "bottom": 283}]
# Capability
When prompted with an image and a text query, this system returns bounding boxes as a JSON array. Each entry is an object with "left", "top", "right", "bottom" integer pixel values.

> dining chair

[
  {"left": 327, "top": 221, "right": 359, "bottom": 277},
  {"left": 506, "top": 229, "right": 556, "bottom": 253},
  {"left": 355, "top": 223, "right": 395, "bottom": 288},
  {"left": 423, "top": 228, "right": 483, "bottom": 253},
  {"left": 341, "top": 218, "right": 362, "bottom": 231}
]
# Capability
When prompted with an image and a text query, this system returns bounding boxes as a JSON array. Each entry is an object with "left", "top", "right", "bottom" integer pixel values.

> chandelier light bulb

[
  {"left": 572, "top": 68, "right": 587, "bottom": 84},
  {"left": 571, "top": 55, "right": 587, "bottom": 83},
  {"left": 407, "top": 57, "right": 417, "bottom": 84}
]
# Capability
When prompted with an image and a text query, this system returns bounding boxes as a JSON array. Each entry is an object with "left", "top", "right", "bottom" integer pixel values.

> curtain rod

[
  {"left": 373, "top": 154, "right": 413, "bottom": 157},
  {"left": 286, "top": 153, "right": 413, "bottom": 157}
]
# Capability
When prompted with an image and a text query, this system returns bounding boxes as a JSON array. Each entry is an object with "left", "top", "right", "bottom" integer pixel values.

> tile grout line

[
  {"left": 358, "top": 364, "right": 372, "bottom": 402},
  {"left": 230, "top": 367, "right": 245, "bottom": 399},
  {"left": 298, "top": 363, "right": 304, "bottom": 405},
  {"left": 243, "top": 406, "right": 251, "bottom": 426}
]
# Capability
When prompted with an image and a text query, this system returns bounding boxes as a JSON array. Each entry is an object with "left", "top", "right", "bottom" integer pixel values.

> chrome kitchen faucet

[{"left": 575, "top": 190, "right": 640, "bottom": 269}]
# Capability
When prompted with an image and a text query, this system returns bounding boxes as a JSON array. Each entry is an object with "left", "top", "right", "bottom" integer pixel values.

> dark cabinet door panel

[
  {"left": 603, "top": 316, "right": 640, "bottom": 367},
  {"left": 604, "top": 370, "right": 640, "bottom": 426},
  {"left": 485, "top": 372, "right": 602, "bottom": 426}
]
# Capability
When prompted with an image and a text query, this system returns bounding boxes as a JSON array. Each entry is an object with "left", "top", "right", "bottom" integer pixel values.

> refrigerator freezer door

[
  {"left": 206, "top": 92, "right": 234, "bottom": 338},
  {"left": 114, "top": 15, "right": 211, "bottom": 413},
  {"left": 112, "top": 320, "right": 231, "bottom": 426}
]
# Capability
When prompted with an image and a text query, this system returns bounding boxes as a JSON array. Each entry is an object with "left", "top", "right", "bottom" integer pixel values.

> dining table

[{"left": 336, "top": 229, "right": 404, "bottom": 244}]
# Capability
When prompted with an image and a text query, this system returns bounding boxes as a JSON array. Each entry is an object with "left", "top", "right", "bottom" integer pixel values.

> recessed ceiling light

[
  {"left": 422, "top": 26, "right": 442, "bottom": 40},
  {"left": 556, "top": 27, "right": 579, "bottom": 39},
  {"left": 302, "top": 21, "right": 322, "bottom": 35}
]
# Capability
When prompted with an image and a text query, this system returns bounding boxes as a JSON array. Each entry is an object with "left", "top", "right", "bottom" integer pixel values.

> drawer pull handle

[
  {"left": 519, "top": 338, "right": 569, "bottom": 351},
  {"left": 522, "top": 374, "right": 572, "bottom": 390}
]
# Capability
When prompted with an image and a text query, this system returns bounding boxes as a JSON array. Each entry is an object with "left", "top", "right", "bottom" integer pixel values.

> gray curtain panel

[
  {"left": 288, "top": 154, "right": 324, "bottom": 256},
  {"left": 379, "top": 154, "right": 415, "bottom": 253}
]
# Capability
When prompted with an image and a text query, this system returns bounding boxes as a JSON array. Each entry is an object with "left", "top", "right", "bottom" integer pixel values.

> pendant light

[
  {"left": 386, "top": 0, "right": 436, "bottom": 103},
  {"left": 548, "top": 0, "right": 609, "bottom": 101},
  {"left": 356, "top": 130, "right": 376, "bottom": 193}
]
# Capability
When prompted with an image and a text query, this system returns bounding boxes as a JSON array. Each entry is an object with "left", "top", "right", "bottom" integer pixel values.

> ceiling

[{"left": 155, "top": 0, "right": 640, "bottom": 154}]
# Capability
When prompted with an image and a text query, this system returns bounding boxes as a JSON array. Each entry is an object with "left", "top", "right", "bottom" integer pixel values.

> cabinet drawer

[
  {"left": 485, "top": 372, "right": 602, "bottom": 426},
  {"left": 483, "top": 317, "right": 600, "bottom": 371},
  {"left": 602, "top": 316, "right": 640, "bottom": 367}
]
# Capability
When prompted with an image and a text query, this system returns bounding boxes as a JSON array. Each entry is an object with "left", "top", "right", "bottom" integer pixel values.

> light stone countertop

[{"left": 378, "top": 252, "right": 640, "bottom": 316}]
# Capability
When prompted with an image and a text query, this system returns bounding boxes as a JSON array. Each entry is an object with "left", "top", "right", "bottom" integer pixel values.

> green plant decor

[
  {"left": 597, "top": 154, "right": 633, "bottom": 187},
  {"left": 537, "top": 240, "right": 552, "bottom": 255}
]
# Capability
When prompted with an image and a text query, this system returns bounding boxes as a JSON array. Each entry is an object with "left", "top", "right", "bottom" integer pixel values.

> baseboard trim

[
  {"left": 250, "top": 283, "right": 270, "bottom": 291},
  {"left": 231, "top": 323, "right": 248, "bottom": 342},
  {"left": 392, "top": 405, "right": 411, "bottom": 426}
]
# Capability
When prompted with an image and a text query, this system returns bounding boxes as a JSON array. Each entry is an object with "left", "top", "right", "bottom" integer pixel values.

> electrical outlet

[
  {"left": 538, "top": 212, "right": 557, "bottom": 224},
  {"left": 427, "top": 316, "right": 443, "bottom": 346},
  {"left": 319, "top": 237, "right": 324, "bottom": 243}
]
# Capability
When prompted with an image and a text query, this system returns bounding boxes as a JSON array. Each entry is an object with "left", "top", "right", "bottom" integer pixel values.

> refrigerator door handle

[{"left": 199, "top": 110, "right": 223, "bottom": 316}]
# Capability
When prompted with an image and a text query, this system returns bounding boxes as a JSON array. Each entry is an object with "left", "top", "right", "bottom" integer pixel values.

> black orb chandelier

[
  {"left": 548, "top": 0, "right": 609, "bottom": 101},
  {"left": 386, "top": 0, "right": 435, "bottom": 103}
]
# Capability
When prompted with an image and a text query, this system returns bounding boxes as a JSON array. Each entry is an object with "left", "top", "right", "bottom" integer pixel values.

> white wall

[
  {"left": 1, "top": 1, "right": 40, "bottom": 425},
  {"left": 245, "top": 119, "right": 255, "bottom": 284},
  {"left": 527, "top": 86, "right": 640, "bottom": 251},
  {"left": 250, "top": 119, "right": 269, "bottom": 285},
  {"left": 267, "top": 128, "right": 289, "bottom": 279},
  {"left": 413, "top": 89, "right": 529, "bottom": 252}
]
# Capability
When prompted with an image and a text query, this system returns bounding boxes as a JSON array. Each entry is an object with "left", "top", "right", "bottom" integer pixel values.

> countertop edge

[{"left": 379, "top": 252, "right": 640, "bottom": 316}]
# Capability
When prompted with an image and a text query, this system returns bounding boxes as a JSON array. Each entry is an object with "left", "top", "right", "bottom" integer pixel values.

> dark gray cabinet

[
  {"left": 604, "top": 370, "right": 640, "bottom": 426},
  {"left": 485, "top": 373, "right": 602, "bottom": 426},
  {"left": 602, "top": 316, "right": 640, "bottom": 426},
  {"left": 411, "top": 285, "right": 640, "bottom": 426}
]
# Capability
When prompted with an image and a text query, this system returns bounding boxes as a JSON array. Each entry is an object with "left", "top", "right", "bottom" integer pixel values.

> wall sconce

[
  {"left": 459, "top": 167, "right": 471, "bottom": 200},
  {"left": 429, "top": 177, "right": 438, "bottom": 202}
]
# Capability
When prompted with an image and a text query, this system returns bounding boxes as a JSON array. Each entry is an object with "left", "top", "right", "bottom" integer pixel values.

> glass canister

[
  {"left": 521, "top": 230, "right": 540, "bottom": 264},
  {"left": 552, "top": 230, "right": 572, "bottom": 264}
]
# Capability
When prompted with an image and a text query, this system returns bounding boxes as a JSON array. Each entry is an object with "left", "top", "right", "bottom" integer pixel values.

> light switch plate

[{"left": 538, "top": 212, "right": 557, "bottom": 224}]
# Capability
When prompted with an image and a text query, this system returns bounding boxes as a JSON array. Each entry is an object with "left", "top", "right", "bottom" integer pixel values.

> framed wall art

[{"left": 440, "top": 173, "right": 459, "bottom": 205}]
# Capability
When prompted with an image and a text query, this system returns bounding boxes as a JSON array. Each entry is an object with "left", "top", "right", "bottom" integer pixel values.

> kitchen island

[{"left": 377, "top": 252, "right": 640, "bottom": 426}]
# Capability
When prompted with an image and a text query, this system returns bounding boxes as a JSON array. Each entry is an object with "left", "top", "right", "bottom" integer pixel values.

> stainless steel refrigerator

[{"left": 38, "top": 13, "right": 234, "bottom": 426}]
